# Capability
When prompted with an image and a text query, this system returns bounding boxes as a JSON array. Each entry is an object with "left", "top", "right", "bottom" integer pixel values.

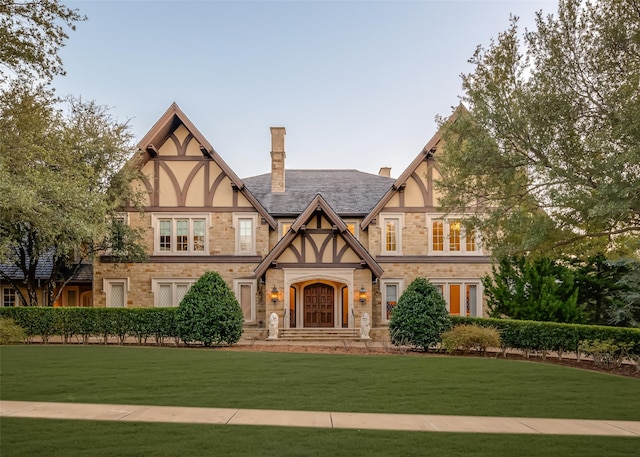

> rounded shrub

[
  {"left": 441, "top": 324, "right": 501, "bottom": 354},
  {"left": 176, "top": 271, "right": 244, "bottom": 346},
  {"left": 388, "top": 277, "right": 451, "bottom": 351},
  {"left": 0, "top": 318, "right": 26, "bottom": 344}
]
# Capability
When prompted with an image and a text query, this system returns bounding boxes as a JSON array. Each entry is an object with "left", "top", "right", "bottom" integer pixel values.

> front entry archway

[{"left": 303, "top": 283, "right": 334, "bottom": 327}]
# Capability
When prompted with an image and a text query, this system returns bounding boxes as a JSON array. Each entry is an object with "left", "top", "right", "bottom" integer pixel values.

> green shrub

[
  {"left": 176, "top": 271, "right": 244, "bottom": 346},
  {"left": 389, "top": 277, "right": 451, "bottom": 351},
  {"left": 0, "top": 318, "right": 26, "bottom": 344},
  {"left": 441, "top": 325, "right": 501, "bottom": 354},
  {"left": 451, "top": 316, "right": 640, "bottom": 358},
  {"left": 578, "top": 339, "right": 634, "bottom": 369},
  {"left": 149, "top": 308, "right": 179, "bottom": 346}
]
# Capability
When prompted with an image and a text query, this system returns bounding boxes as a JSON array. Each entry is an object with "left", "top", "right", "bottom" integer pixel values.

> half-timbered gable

[
  {"left": 361, "top": 105, "right": 491, "bottom": 324},
  {"left": 94, "top": 104, "right": 274, "bottom": 324},
  {"left": 254, "top": 194, "right": 382, "bottom": 330}
]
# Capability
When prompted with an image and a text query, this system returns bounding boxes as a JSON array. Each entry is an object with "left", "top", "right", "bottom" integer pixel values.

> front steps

[{"left": 278, "top": 328, "right": 361, "bottom": 341}]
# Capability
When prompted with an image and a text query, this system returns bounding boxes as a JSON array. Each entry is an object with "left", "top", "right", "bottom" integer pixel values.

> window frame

[
  {"left": 431, "top": 280, "right": 483, "bottom": 317},
  {"left": 344, "top": 219, "right": 360, "bottom": 239},
  {"left": 151, "top": 278, "right": 196, "bottom": 307},
  {"left": 426, "top": 214, "right": 482, "bottom": 255},
  {"left": 380, "top": 214, "right": 403, "bottom": 255},
  {"left": 151, "top": 214, "right": 210, "bottom": 255},
  {"left": 109, "top": 213, "right": 129, "bottom": 254},
  {"left": 380, "top": 278, "right": 405, "bottom": 324},
  {"left": 103, "top": 278, "right": 129, "bottom": 308},
  {"left": 1, "top": 287, "right": 17, "bottom": 307},
  {"left": 233, "top": 279, "right": 257, "bottom": 323},
  {"left": 278, "top": 219, "right": 295, "bottom": 239},
  {"left": 233, "top": 213, "right": 259, "bottom": 255}
]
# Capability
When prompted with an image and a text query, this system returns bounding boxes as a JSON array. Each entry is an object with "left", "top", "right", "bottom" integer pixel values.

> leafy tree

[
  {"left": 176, "top": 271, "right": 244, "bottom": 346},
  {"left": 0, "top": 79, "right": 146, "bottom": 306},
  {"left": 437, "top": 0, "right": 640, "bottom": 257},
  {"left": 388, "top": 277, "right": 451, "bottom": 351},
  {"left": 0, "top": 0, "right": 85, "bottom": 81},
  {"left": 483, "top": 256, "right": 584, "bottom": 323}
]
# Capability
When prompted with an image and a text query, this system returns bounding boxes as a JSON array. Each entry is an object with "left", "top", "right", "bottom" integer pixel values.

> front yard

[{"left": 1, "top": 345, "right": 638, "bottom": 456}]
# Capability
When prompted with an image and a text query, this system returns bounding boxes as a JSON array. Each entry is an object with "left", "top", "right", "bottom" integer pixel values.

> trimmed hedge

[
  {"left": 0, "top": 307, "right": 179, "bottom": 346},
  {"left": 451, "top": 316, "right": 640, "bottom": 358}
]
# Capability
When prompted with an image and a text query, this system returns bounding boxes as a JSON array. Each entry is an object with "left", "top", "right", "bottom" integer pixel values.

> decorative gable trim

[
  {"left": 254, "top": 194, "right": 383, "bottom": 279},
  {"left": 133, "top": 103, "right": 276, "bottom": 229}
]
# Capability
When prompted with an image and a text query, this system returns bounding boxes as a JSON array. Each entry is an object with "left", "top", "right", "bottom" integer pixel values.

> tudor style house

[{"left": 93, "top": 103, "right": 491, "bottom": 338}]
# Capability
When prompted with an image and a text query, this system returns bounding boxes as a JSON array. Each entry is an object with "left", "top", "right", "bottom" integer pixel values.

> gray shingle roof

[
  {"left": 242, "top": 170, "right": 395, "bottom": 216},
  {"left": 0, "top": 253, "right": 92, "bottom": 283}
]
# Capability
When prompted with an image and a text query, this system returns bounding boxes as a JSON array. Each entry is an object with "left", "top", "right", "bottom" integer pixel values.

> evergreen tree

[
  {"left": 484, "top": 256, "right": 584, "bottom": 323},
  {"left": 572, "top": 254, "right": 628, "bottom": 325},
  {"left": 389, "top": 277, "right": 451, "bottom": 351},
  {"left": 609, "top": 260, "right": 640, "bottom": 328},
  {"left": 177, "top": 271, "right": 244, "bottom": 346}
]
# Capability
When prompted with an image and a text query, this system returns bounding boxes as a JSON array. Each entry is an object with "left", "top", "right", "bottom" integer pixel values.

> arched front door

[{"left": 303, "top": 283, "right": 334, "bottom": 327}]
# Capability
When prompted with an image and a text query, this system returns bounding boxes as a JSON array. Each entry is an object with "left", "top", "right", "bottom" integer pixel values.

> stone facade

[{"left": 93, "top": 103, "right": 492, "bottom": 336}]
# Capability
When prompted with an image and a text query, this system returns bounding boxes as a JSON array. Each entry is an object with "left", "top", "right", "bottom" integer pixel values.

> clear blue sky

[{"left": 54, "top": 0, "right": 555, "bottom": 178}]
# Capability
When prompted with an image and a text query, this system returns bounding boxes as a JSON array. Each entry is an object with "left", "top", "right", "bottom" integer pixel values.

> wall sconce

[
  {"left": 271, "top": 285, "right": 279, "bottom": 303},
  {"left": 359, "top": 285, "right": 366, "bottom": 304}
]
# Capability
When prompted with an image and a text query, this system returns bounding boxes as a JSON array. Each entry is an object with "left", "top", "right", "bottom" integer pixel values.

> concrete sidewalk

[{"left": 1, "top": 400, "right": 639, "bottom": 436}]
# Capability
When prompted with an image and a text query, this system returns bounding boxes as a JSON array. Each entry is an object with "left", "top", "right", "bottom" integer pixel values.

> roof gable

[
  {"left": 254, "top": 194, "right": 384, "bottom": 278},
  {"left": 134, "top": 103, "right": 276, "bottom": 228},
  {"left": 361, "top": 104, "right": 468, "bottom": 229}
]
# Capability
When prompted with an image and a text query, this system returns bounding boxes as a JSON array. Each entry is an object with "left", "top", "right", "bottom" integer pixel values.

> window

[
  {"left": 432, "top": 281, "right": 481, "bottom": 317},
  {"left": 233, "top": 214, "right": 258, "bottom": 255},
  {"left": 233, "top": 279, "right": 256, "bottom": 323},
  {"left": 152, "top": 214, "right": 209, "bottom": 255},
  {"left": 2, "top": 287, "right": 16, "bottom": 307},
  {"left": 62, "top": 287, "right": 79, "bottom": 307},
  {"left": 152, "top": 279, "right": 195, "bottom": 307},
  {"left": 380, "top": 279, "right": 405, "bottom": 323},
  {"left": 104, "top": 279, "right": 129, "bottom": 308},
  {"left": 111, "top": 215, "right": 127, "bottom": 252},
  {"left": 380, "top": 214, "right": 403, "bottom": 255},
  {"left": 344, "top": 220, "right": 359, "bottom": 239},
  {"left": 428, "top": 215, "right": 481, "bottom": 255},
  {"left": 279, "top": 220, "right": 294, "bottom": 239}
]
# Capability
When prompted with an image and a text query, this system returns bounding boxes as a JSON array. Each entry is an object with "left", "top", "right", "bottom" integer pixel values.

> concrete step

[{"left": 279, "top": 328, "right": 361, "bottom": 341}]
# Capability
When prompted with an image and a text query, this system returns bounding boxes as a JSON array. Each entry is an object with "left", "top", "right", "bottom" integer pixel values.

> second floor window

[
  {"left": 233, "top": 213, "right": 258, "bottom": 255},
  {"left": 428, "top": 216, "right": 481, "bottom": 255},
  {"left": 381, "top": 214, "right": 403, "bottom": 255},
  {"left": 153, "top": 215, "right": 209, "bottom": 255}
]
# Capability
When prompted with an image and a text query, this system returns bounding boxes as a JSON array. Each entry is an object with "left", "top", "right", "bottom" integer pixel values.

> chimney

[
  {"left": 378, "top": 167, "right": 391, "bottom": 178},
  {"left": 270, "top": 127, "right": 286, "bottom": 193}
]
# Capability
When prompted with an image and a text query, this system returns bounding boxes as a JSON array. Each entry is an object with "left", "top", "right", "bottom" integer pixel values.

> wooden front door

[{"left": 304, "top": 283, "right": 334, "bottom": 328}]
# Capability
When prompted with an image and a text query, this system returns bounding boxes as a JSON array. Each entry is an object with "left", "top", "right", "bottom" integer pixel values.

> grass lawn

[
  {"left": 2, "top": 418, "right": 639, "bottom": 457},
  {"left": 1, "top": 345, "right": 638, "bottom": 420}
]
